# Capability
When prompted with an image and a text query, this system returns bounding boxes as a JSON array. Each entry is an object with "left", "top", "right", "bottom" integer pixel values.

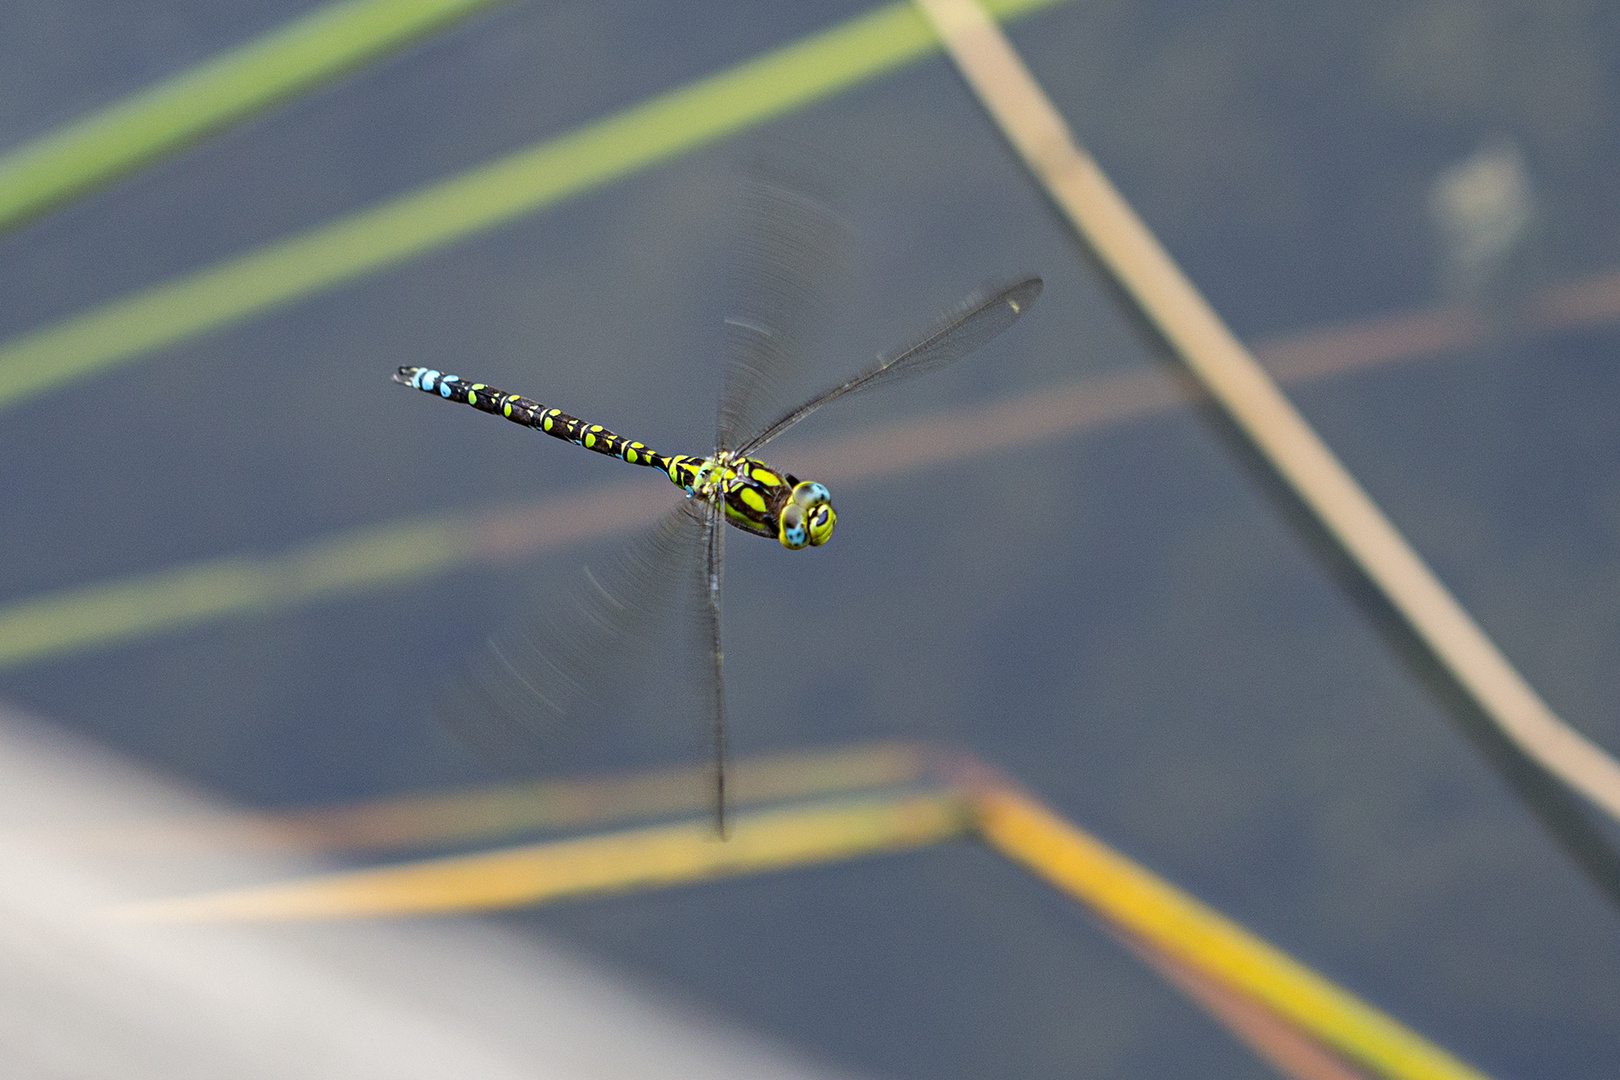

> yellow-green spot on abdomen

[
  {"left": 503, "top": 402, "right": 513, "bottom": 417},
  {"left": 542, "top": 415, "right": 553, "bottom": 431},
  {"left": 584, "top": 432, "right": 595, "bottom": 448}
]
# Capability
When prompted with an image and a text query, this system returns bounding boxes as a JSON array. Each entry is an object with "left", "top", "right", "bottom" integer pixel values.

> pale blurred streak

[
  {"left": 1115, "top": 931, "right": 1377, "bottom": 1080},
  {"left": 1430, "top": 139, "right": 1537, "bottom": 296},
  {"left": 0, "top": 703, "right": 853, "bottom": 1080},
  {"left": 21, "top": 743, "right": 930, "bottom": 857}
]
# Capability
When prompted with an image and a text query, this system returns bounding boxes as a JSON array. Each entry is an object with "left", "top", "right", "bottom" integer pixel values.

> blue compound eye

[
  {"left": 778, "top": 502, "right": 809, "bottom": 549},
  {"left": 792, "top": 481, "right": 831, "bottom": 510}
]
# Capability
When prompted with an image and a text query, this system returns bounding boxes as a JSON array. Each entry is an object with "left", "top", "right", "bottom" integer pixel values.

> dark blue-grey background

[{"left": 2, "top": 2, "right": 1618, "bottom": 1076}]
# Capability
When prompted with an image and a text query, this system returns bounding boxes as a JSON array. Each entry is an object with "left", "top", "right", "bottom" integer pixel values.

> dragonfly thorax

[{"left": 667, "top": 453, "right": 835, "bottom": 549}]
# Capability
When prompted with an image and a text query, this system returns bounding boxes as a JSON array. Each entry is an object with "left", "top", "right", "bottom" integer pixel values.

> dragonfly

[{"left": 395, "top": 190, "right": 1040, "bottom": 835}]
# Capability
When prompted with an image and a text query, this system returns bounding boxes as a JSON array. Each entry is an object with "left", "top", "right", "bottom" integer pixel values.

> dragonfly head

[{"left": 778, "top": 481, "right": 835, "bottom": 549}]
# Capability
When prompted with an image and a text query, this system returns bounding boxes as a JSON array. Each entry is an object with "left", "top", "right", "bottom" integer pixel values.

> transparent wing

[
  {"left": 701, "top": 497, "right": 727, "bottom": 835},
  {"left": 439, "top": 500, "right": 716, "bottom": 782},
  {"left": 715, "top": 174, "right": 850, "bottom": 455},
  {"left": 735, "top": 276, "right": 1043, "bottom": 457}
]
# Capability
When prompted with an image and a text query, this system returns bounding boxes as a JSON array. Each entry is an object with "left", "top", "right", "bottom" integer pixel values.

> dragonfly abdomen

[{"left": 395, "top": 366, "right": 674, "bottom": 471}]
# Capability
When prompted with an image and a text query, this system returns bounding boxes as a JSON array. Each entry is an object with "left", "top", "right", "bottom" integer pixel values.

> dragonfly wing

[
  {"left": 439, "top": 500, "right": 713, "bottom": 776},
  {"left": 736, "top": 277, "right": 1042, "bottom": 457},
  {"left": 702, "top": 497, "right": 727, "bottom": 835},
  {"left": 715, "top": 174, "right": 850, "bottom": 455}
]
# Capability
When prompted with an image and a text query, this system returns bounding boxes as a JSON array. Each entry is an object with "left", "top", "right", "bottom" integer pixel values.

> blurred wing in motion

[
  {"left": 715, "top": 173, "right": 851, "bottom": 456},
  {"left": 441, "top": 500, "right": 717, "bottom": 786}
]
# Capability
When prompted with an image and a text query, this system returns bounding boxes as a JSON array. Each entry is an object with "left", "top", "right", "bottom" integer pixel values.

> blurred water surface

[{"left": 1, "top": 1, "right": 1618, "bottom": 1077}]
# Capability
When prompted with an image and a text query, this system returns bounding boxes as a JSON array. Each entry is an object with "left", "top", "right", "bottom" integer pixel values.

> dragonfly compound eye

[
  {"left": 782, "top": 481, "right": 835, "bottom": 548},
  {"left": 778, "top": 502, "right": 809, "bottom": 549},
  {"left": 792, "top": 481, "right": 831, "bottom": 510},
  {"left": 807, "top": 503, "right": 835, "bottom": 546}
]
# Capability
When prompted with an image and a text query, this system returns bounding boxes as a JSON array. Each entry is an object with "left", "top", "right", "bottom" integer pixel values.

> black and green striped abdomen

[
  {"left": 393, "top": 366, "right": 834, "bottom": 548},
  {"left": 395, "top": 366, "right": 674, "bottom": 471}
]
